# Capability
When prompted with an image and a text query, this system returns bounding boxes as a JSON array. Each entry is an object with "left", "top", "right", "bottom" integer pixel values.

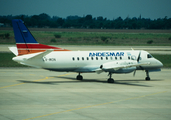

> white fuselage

[{"left": 13, "top": 50, "right": 163, "bottom": 74}]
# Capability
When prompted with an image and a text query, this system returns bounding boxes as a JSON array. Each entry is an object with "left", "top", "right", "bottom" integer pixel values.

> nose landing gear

[{"left": 145, "top": 70, "right": 150, "bottom": 81}]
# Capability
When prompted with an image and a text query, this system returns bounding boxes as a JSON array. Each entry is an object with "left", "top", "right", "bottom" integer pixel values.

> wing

[
  {"left": 95, "top": 61, "right": 150, "bottom": 73},
  {"left": 103, "top": 62, "right": 150, "bottom": 71}
]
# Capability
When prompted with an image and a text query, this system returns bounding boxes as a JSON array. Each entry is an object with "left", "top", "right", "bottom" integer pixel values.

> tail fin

[{"left": 12, "top": 19, "right": 70, "bottom": 56}]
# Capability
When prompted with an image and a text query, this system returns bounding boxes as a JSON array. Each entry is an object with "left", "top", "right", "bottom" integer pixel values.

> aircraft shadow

[
  {"left": 16, "top": 76, "right": 162, "bottom": 87},
  {"left": 17, "top": 80, "right": 80, "bottom": 85},
  {"left": 55, "top": 76, "right": 152, "bottom": 87}
]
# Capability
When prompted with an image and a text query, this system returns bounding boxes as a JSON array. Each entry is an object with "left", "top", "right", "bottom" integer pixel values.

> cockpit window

[{"left": 147, "top": 54, "right": 153, "bottom": 58}]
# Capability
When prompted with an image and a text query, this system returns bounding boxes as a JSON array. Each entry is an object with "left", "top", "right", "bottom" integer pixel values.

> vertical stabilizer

[{"left": 12, "top": 19, "right": 70, "bottom": 56}]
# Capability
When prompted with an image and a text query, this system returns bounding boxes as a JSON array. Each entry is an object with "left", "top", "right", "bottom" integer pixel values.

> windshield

[{"left": 147, "top": 54, "right": 153, "bottom": 58}]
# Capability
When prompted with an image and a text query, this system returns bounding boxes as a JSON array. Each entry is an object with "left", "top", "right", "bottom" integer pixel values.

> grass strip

[
  {"left": 153, "top": 54, "right": 171, "bottom": 68},
  {"left": 1, "top": 30, "right": 171, "bottom": 46},
  {"left": 0, "top": 53, "right": 26, "bottom": 67}
]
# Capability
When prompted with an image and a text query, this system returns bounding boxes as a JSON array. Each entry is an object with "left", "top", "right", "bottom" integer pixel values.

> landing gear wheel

[
  {"left": 107, "top": 72, "right": 114, "bottom": 83},
  {"left": 108, "top": 78, "right": 114, "bottom": 83},
  {"left": 76, "top": 72, "right": 83, "bottom": 80},
  {"left": 145, "top": 77, "right": 150, "bottom": 81},
  {"left": 76, "top": 75, "right": 83, "bottom": 80}
]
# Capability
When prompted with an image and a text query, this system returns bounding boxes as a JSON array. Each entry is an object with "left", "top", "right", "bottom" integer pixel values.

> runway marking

[
  {"left": 16, "top": 73, "right": 22, "bottom": 74},
  {"left": 29, "top": 74, "right": 35, "bottom": 76},
  {"left": 23, "top": 91, "right": 167, "bottom": 120},
  {"left": 0, "top": 73, "right": 73, "bottom": 89}
]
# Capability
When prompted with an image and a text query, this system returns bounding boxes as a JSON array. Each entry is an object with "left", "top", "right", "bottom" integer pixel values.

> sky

[{"left": 0, "top": 0, "right": 171, "bottom": 20}]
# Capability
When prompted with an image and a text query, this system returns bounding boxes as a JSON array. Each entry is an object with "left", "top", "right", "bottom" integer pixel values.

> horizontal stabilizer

[
  {"left": 27, "top": 49, "right": 54, "bottom": 60},
  {"left": 8, "top": 47, "right": 18, "bottom": 56}
]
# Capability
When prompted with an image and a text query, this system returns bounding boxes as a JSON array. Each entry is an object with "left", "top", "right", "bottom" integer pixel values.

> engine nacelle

[{"left": 100, "top": 60, "right": 137, "bottom": 73}]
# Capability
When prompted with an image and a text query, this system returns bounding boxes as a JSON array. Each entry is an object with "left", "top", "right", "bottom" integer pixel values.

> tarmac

[
  {"left": 0, "top": 68, "right": 171, "bottom": 120},
  {"left": 0, "top": 45, "right": 171, "bottom": 119}
]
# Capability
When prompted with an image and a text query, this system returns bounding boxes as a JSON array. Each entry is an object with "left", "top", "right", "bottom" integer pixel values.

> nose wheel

[{"left": 145, "top": 70, "right": 150, "bottom": 81}]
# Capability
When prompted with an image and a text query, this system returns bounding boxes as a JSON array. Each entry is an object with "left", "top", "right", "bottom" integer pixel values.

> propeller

[
  {"left": 133, "top": 51, "right": 141, "bottom": 76},
  {"left": 133, "top": 70, "right": 136, "bottom": 76},
  {"left": 137, "top": 51, "right": 141, "bottom": 62}
]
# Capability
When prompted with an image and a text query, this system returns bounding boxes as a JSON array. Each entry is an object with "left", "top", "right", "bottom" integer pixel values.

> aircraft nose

[{"left": 156, "top": 59, "right": 163, "bottom": 68}]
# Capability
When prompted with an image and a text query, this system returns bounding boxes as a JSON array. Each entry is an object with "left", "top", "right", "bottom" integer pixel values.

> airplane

[{"left": 9, "top": 19, "right": 163, "bottom": 83}]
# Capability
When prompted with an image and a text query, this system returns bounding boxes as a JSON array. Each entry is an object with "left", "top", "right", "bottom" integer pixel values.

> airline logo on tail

[{"left": 12, "top": 19, "right": 70, "bottom": 56}]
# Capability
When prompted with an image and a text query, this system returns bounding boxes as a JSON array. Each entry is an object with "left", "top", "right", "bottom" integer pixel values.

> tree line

[{"left": 0, "top": 13, "right": 171, "bottom": 29}]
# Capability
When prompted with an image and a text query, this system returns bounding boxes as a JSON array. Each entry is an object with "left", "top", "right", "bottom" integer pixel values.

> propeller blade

[
  {"left": 134, "top": 51, "right": 143, "bottom": 76},
  {"left": 137, "top": 51, "right": 141, "bottom": 62},
  {"left": 133, "top": 70, "right": 136, "bottom": 76}
]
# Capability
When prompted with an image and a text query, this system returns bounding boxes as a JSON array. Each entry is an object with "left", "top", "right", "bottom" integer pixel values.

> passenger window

[
  {"left": 96, "top": 57, "right": 98, "bottom": 60},
  {"left": 101, "top": 57, "right": 103, "bottom": 60},
  {"left": 87, "top": 57, "right": 89, "bottom": 60},
  {"left": 77, "top": 57, "right": 79, "bottom": 60},
  {"left": 91, "top": 57, "right": 93, "bottom": 60},
  {"left": 120, "top": 57, "right": 122, "bottom": 60},
  {"left": 106, "top": 57, "right": 108, "bottom": 60},
  {"left": 72, "top": 57, "right": 75, "bottom": 61},
  {"left": 128, "top": 56, "right": 130, "bottom": 60},
  {"left": 82, "top": 57, "right": 84, "bottom": 60},
  {"left": 147, "top": 54, "right": 153, "bottom": 58},
  {"left": 115, "top": 57, "right": 117, "bottom": 60}
]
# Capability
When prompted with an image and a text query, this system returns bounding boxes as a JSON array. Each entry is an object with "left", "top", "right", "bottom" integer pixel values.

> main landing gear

[
  {"left": 145, "top": 70, "right": 150, "bottom": 81},
  {"left": 108, "top": 72, "right": 114, "bottom": 83},
  {"left": 107, "top": 70, "right": 151, "bottom": 83},
  {"left": 76, "top": 72, "right": 83, "bottom": 80},
  {"left": 76, "top": 71, "right": 150, "bottom": 83}
]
